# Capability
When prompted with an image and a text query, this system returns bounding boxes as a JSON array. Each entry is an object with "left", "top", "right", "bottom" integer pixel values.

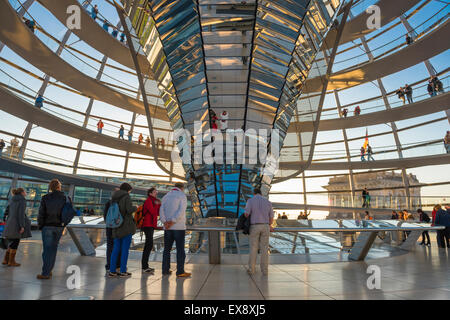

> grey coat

[
  {"left": 111, "top": 190, "right": 137, "bottom": 239},
  {"left": 3, "top": 194, "right": 32, "bottom": 239}
]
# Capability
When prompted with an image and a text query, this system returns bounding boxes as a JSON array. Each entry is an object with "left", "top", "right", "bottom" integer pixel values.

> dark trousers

[
  {"left": 141, "top": 227, "right": 154, "bottom": 269},
  {"left": 41, "top": 226, "right": 63, "bottom": 276},
  {"left": 162, "top": 230, "right": 185, "bottom": 275},
  {"left": 441, "top": 227, "right": 450, "bottom": 247},
  {"left": 436, "top": 229, "right": 450, "bottom": 248},
  {"left": 8, "top": 239, "right": 20, "bottom": 250},
  {"left": 105, "top": 227, "right": 120, "bottom": 271},
  {"left": 420, "top": 231, "right": 430, "bottom": 244}
]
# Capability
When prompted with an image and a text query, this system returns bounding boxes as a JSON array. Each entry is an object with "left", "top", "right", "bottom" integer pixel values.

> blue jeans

[
  {"left": 97, "top": 128, "right": 102, "bottom": 134},
  {"left": 110, "top": 234, "right": 132, "bottom": 273},
  {"left": 41, "top": 226, "right": 64, "bottom": 276},
  {"left": 162, "top": 230, "right": 186, "bottom": 275},
  {"left": 105, "top": 228, "right": 120, "bottom": 271}
]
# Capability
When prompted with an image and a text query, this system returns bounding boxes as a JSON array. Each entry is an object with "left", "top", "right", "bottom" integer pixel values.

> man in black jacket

[{"left": 36, "top": 179, "right": 66, "bottom": 279}]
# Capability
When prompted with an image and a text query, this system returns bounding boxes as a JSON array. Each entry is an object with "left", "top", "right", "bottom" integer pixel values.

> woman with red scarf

[{"left": 141, "top": 187, "right": 161, "bottom": 273}]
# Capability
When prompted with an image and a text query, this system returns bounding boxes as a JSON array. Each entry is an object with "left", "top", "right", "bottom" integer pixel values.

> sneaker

[
  {"left": 142, "top": 268, "right": 155, "bottom": 274},
  {"left": 162, "top": 270, "right": 172, "bottom": 276},
  {"left": 107, "top": 272, "right": 119, "bottom": 278},
  {"left": 176, "top": 272, "right": 191, "bottom": 278},
  {"left": 36, "top": 274, "right": 51, "bottom": 280},
  {"left": 119, "top": 272, "right": 132, "bottom": 278}
]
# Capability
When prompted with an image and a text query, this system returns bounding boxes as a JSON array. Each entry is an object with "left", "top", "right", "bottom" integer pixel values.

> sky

[{"left": 0, "top": 0, "right": 449, "bottom": 218}]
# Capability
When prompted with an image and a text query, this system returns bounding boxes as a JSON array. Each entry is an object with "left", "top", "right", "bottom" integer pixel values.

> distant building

[{"left": 323, "top": 171, "right": 422, "bottom": 218}]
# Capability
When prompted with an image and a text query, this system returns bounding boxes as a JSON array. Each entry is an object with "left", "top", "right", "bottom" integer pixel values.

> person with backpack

[
  {"left": 107, "top": 183, "right": 137, "bottom": 277},
  {"left": 141, "top": 187, "right": 161, "bottom": 273},
  {"left": 103, "top": 188, "right": 120, "bottom": 274},
  {"left": 417, "top": 209, "right": 431, "bottom": 246},
  {"left": 2, "top": 188, "right": 32, "bottom": 267},
  {"left": 36, "top": 179, "right": 66, "bottom": 279}
]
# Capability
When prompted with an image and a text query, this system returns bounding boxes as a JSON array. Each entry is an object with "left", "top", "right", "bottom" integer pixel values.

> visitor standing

[
  {"left": 118, "top": 125, "right": 125, "bottom": 139},
  {"left": 160, "top": 183, "right": 190, "bottom": 277},
  {"left": 2, "top": 188, "right": 32, "bottom": 267},
  {"left": 108, "top": 183, "right": 137, "bottom": 277},
  {"left": 103, "top": 188, "right": 120, "bottom": 274},
  {"left": 362, "top": 188, "right": 369, "bottom": 208},
  {"left": 145, "top": 136, "right": 151, "bottom": 148},
  {"left": 434, "top": 206, "right": 450, "bottom": 248},
  {"left": 127, "top": 130, "right": 133, "bottom": 142},
  {"left": 36, "top": 179, "right": 66, "bottom": 279},
  {"left": 97, "top": 119, "right": 104, "bottom": 134},
  {"left": 396, "top": 87, "right": 405, "bottom": 104},
  {"left": 0, "top": 139, "right": 5, "bottom": 157},
  {"left": 342, "top": 108, "right": 348, "bottom": 118},
  {"left": 444, "top": 131, "right": 450, "bottom": 154},
  {"left": 138, "top": 133, "right": 144, "bottom": 144},
  {"left": 354, "top": 106, "right": 361, "bottom": 116},
  {"left": 367, "top": 145, "right": 375, "bottom": 161},
  {"left": 102, "top": 21, "right": 109, "bottom": 32},
  {"left": 404, "top": 84, "right": 413, "bottom": 104},
  {"left": 417, "top": 209, "right": 431, "bottom": 246},
  {"left": 427, "top": 80, "right": 436, "bottom": 97},
  {"left": 35, "top": 94, "right": 44, "bottom": 108},
  {"left": 141, "top": 187, "right": 161, "bottom": 273},
  {"left": 244, "top": 188, "right": 274, "bottom": 275},
  {"left": 360, "top": 146, "right": 366, "bottom": 161},
  {"left": 91, "top": 4, "right": 98, "bottom": 21}
]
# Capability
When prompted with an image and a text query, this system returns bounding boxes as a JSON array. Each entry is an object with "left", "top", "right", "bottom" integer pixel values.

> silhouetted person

[
  {"left": 362, "top": 188, "right": 369, "bottom": 208},
  {"left": 119, "top": 125, "right": 125, "bottom": 139},
  {"left": 35, "top": 94, "right": 44, "bottom": 108},
  {"left": 360, "top": 146, "right": 366, "bottom": 161},
  {"left": 342, "top": 108, "right": 348, "bottom": 118},
  {"left": 97, "top": 119, "right": 104, "bottom": 134},
  {"left": 0, "top": 139, "right": 5, "bottom": 157},
  {"left": 444, "top": 131, "right": 450, "bottom": 154},
  {"left": 91, "top": 4, "right": 98, "bottom": 20},
  {"left": 405, "top": 34, "right": 413, "bottom": 45},
  {"left": 24, "top": 19, "right": 35, "bottom": 33},
  {"left": 404, "top": 84, "right": 413, "bottom": 104},
  {"left": 417, "top": 209, "right": 431, "bottom": 246},
  {"left": 367, "top": 145, "right": 375, "bottom": 161},
  {"left": 396, "top": 87, "right": 405, "bottom": 104}
]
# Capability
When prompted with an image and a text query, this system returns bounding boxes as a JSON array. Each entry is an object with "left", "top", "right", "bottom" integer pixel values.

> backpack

[
  {"left": 105, "top": 195, "right": 126, "bottom": 229},
  {"left": 61, "top": 196, "right": 77, "bottom": 226},
  {"left": 134, "top": 205, "right": 145, "bottom": 229}
]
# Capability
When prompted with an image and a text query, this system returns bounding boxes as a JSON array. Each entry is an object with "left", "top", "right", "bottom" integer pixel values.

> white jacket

[{"left": 159, "top": 187, "right": 187, "bottom": 230}]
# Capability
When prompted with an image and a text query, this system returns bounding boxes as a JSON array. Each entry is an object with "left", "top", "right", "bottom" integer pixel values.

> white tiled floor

[{"left": 0, "top": 237, "right": 448, "bottom": 300}]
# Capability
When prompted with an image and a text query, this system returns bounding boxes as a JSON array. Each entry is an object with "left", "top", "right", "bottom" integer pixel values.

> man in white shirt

[{"left": 160, "top": 182, "right": 191, "bottom": 277}]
